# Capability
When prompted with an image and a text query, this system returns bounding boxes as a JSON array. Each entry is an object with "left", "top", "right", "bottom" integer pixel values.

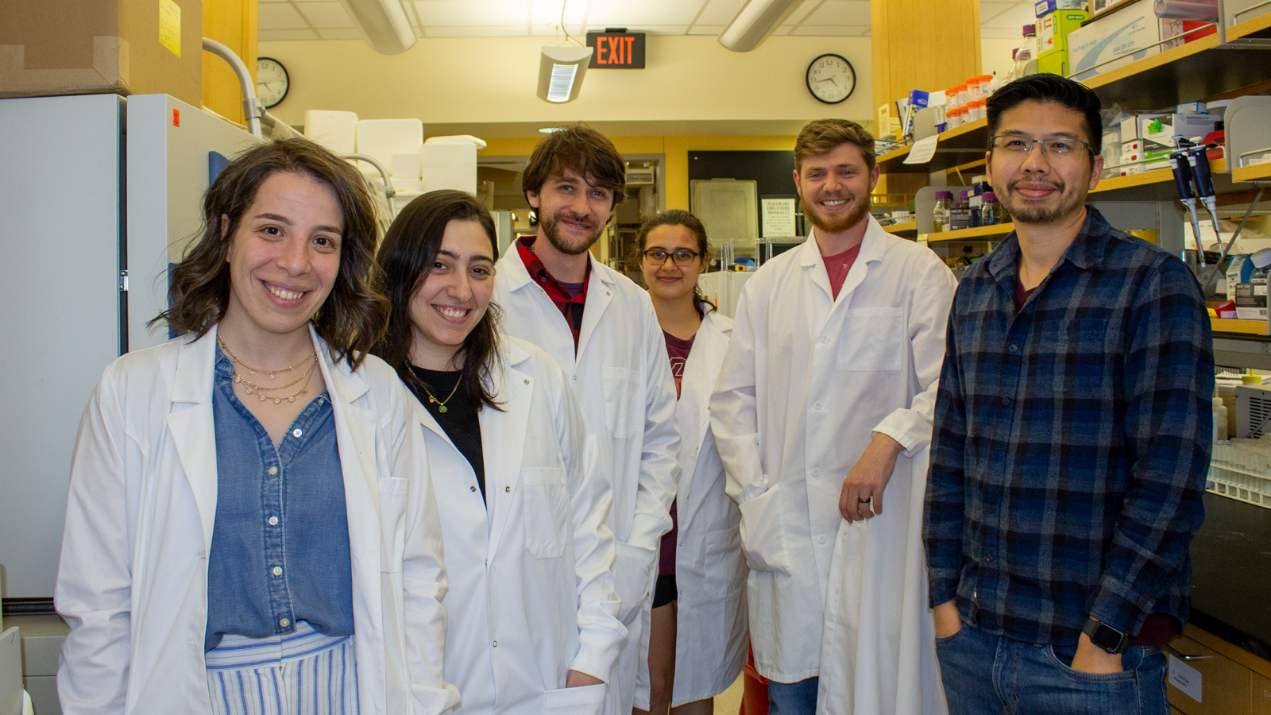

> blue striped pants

[{"left": 205, "top": 621, "right": 359, "bottom": 715}]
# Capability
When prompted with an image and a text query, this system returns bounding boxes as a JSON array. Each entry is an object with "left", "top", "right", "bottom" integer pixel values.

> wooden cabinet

[
  {"left": 1255, "top": 673, "right": 1271, "bottom": 715},
  {"left": 1168, "top": 634, "right": 1253, "bottom": 715}
]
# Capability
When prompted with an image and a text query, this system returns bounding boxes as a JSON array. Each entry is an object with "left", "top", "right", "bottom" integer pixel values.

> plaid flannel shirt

[
  {"left": 516, "top": 236, "right": 590, "bottom": 351},
  {"left": 924, "top": 207, "right": 1214, "bottom": 646}
]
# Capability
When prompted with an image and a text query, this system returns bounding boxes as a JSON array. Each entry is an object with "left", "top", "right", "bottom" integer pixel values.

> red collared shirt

[{"left": 516, "top": 236, "right": 591, "bottom": 352}]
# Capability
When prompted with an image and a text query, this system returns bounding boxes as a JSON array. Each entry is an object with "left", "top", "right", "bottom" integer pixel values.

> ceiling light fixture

[
  {"left": 718, "top": 0, "right": 802, "bottom": 52},
  {"left": 336, "top": 0, "right": 417, "bottom": 55},
  {"left": 537, "top": 45, "right": 593, "bottom": 103}
]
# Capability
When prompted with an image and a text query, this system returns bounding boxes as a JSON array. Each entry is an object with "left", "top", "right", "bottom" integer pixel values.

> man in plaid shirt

[{"left": 923, "top": 74, "right": 1213, "bottom": 714}]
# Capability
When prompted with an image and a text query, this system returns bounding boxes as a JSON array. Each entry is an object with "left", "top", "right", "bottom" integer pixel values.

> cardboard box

[
  {"left": 1036, "top": 48, "right": 1069, "bottom": 75},
  {"left": 1039, "top": 10, "right": 1090, "bottom": 54},
  {"left": 0, "top": 0, "right": 202, "bottom": 106},
  {"left": 1067, "top": 1, "right": 1185, "bottom": 78},
  {"left": 1141, "top": 113, "right": 1220, "bottom": 151},
  {"left": 1035, "top": 0, "right": 1086, "bottom": 17},
  {"left": 1090, "top": 0, "right": 1134, "bottom": 15},
  {"left": 1236, "top": 281, "right": 1267, "bottom": 321}
]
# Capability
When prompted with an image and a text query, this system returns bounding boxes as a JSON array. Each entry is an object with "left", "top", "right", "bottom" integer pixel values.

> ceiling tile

[
  {"left": 695, "top": 0, "right": 745, "bottom": 25},
  {"left": 531, "top": 23, "right": 587, "bottom": 35},
  {"left": 979, "top": 1, "right": 1019, "bottom": 23},
  {"left": 801, "top": 0, "right": 869, "bottom": 26},
  {"left": 982, "top": 1, "right": 1036, "bottom": 29},
  {"left": 260, "top": 3, "right": 311, "bottom": 29},
  {"left": 587, "top": 0, "right": 701, "bottom": 26},
  {"left": 687, "top": 23, "right": 726, "bottom": 34},
  {"left": 317, "top": 27, "right": 364, "bottom": 39},
  {"left": 295, "top": 2, "right": 354, "bottom": 28},
  {"left": 531, "top": 0, "right": 588, "bottom": 27},
  {"left": 259, "top": 28, "right": 322, "bottom": 40},
  {"left": 628, "top": 24, "right": 690, "bottom": 34},
  {"left": 426, "top": 24, "right": 529, "bottom": 36},
  {"left": 259, "top": 0, "right": 289, "bottom": 3},
  {"left": 770, "top": 25, "right": 793, "bottom": 35},
  {"left": 414, "top": 0, "right": 528, "bottom": 26},
  {"left": 785, "top": 0, "right": 825, "bottom": 26},
  {"left": 789, "top": 23, "right": 868, "bottom": 35}
]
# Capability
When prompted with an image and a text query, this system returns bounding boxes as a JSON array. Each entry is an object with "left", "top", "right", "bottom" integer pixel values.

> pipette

[
  {"left": 1178, "top": 137, "right": 1224, "bottom": 254},
  {"left": 1169, "top": 136, "right": 1204, "bottom": 265}
]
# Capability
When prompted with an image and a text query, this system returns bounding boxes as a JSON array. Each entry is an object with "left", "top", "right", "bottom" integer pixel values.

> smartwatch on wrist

[{"left": 1082, "top": 617, "right": 1130, "bottom": 654}]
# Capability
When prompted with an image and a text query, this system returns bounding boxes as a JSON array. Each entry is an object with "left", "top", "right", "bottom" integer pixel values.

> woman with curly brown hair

[{"left": 55, "top": 138, "right": 458, "bottom": 715}]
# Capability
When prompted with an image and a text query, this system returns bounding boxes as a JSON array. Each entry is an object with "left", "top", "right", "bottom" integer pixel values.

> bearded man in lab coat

[
  {"left": 492, "top": 124, "right": 680, "bottom": 715},
  {"left": 710, "top": 119, "right": 956, "bottom": 715}
]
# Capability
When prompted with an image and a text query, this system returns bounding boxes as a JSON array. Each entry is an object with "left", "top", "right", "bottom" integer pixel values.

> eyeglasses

[
  {"left": 990, "top": 135, "right": 1093, "bottom": 159},
  {"left": 641, "top": 248, "right": 702, "bottom": 267}
]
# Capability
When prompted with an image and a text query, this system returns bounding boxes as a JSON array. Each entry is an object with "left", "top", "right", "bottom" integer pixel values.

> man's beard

[
  {"left": 539, "top": 211, "right": 603, "bottom": 256},
  {"left": 998, "top": 178, "right": 1083, "bottom": 225},
  {"left": 801, "top": 191, "right": 870, "bottom": 235}
]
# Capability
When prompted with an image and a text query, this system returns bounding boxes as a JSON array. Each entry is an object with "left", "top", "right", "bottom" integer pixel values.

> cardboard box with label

[
  {"left": 1039, "top": 10, "right": 1090, "bottom": 53},
  {"left": 1236, "top": 280, "right": 1267, "bottom": 321},
  {"left": 1035, "top": 0, "right": 1086, "bottom": 17},
  {"left": 1067, "top": 0, "right": 1184, "bottom": 78},
  {"left": 0, "top": 0, "right": 202, "bottom": 106}
]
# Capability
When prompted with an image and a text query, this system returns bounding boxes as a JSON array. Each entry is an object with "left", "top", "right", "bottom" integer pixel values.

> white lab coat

[
  {"left": 493, "top": 246, "right": 680, "bottom": 715},
  {"left": 710, "top": 218, "right": 956, "bottom": 708},
  {"left": 634, "top": 309, "right": 748, "bottom": 708},
  {"left": 55, "top": 325, "right": 459, "bottom": 715},
  {"left": 418, "top": 337, "right": 625, "bottom": 715}
]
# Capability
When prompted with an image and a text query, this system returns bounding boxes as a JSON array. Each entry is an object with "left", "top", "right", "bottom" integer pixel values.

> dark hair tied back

[{"left": 637, "top": 209, "right": 715, "bottom": 315}]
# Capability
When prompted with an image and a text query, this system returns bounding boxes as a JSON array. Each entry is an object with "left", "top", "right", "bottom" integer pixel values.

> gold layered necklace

[
  {"left": 218, "top": 334, "right": 319, "bottom": 405},
  {"left": 407, "top": 364, "right": 462, "bottom": 413}
]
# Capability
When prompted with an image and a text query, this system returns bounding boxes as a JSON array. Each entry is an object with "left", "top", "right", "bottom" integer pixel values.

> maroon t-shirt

[
  {"left": 659, "top": 330, "right": 695, "bottom": 575},
  {"left": 1014, "top": 278, "right": 1036, "bottom": 312},
  {"left": 824, "top": 244, "right": 863, "bottom": 300}
]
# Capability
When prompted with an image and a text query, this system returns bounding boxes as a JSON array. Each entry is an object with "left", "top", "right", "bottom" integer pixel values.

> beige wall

[{"left": 257, "top": 35, "right": 874, "bottom": 130}]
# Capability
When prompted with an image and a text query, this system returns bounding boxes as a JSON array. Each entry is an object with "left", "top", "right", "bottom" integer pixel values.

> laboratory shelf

[
  {"left": 882, "top": 221, "right": 917, "bottom": 236},
  {"left": 1229, "top": 7, "right": 1271, "bottom": 42},
  {"left": 1212, "top": 317, "right": 1269, "bottom": 336},
  {"left": 876, "top": 119, "right": 989, "bottom": 174},
  {"left": 926, "top": 222, "right": 1014, "bottom": 243},
  {"left": 1089, "top": 158, "right": 1233, "bottom": 201},
  {"left": 1233, "top": 161, "right": 1271, "bottom": 183},
  {"left": 1078, "top": 25, "right": 1271, "bottom": 109}
]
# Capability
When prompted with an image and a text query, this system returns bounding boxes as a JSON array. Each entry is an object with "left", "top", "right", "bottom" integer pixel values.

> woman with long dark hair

[
  {"left": 375, "top": 190, "right": 623, "bottom": 715},
  {"left": 634, "top": 210, "right": 748, "bottom": 715},
  {"left": 56, "top": 138, "right": 457, "bottom": 714}
]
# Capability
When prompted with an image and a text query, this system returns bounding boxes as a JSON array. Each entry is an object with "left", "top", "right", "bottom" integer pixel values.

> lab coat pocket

[
  {"left": 542, "top": 683, "right": 607, "bottom": 714},
  {"left": 379, "top": 477, "right": 409, "bottom": 570},
  {"left": 602, "top": 366, "right": 641, "bottom": 438},
  {"left": 613, "top": 540, "right": 657, "bottom": 625},
  {"left": 835, "top": 307, "right": 904, "bottom": 372},
  {"left": 523, "top": 468, "right": 569, "bottom": 559},
  {"left": 737, "top": 484, "right": 792, "bottom": 575}
]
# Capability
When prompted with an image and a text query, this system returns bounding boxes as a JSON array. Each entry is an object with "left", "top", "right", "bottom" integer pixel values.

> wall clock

[
  {"left": 256, "top": 57, "right": 290, "bottom": 109},
  {"left": 806, "top": 53, "right": 856, "bottom": 104}
]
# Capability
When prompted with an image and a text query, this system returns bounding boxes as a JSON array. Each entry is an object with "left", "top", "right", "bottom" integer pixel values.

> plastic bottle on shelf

[
  {"left": 951, "top": 191, "right": 973, "bottom": 231},
  {"left": 1008, "top": 25, "right": 1038, "bottom": 82},
  {"left": 933, "top": 191, "right": 953, "bottom": 232},
  {"left": 981, "top": 191, "right": 1001, "bottom": 226}
]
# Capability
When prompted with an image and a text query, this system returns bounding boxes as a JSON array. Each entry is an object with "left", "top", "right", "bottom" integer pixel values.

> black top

[{"left": 398, "top": 364, "right": 486, "bottom": 502}]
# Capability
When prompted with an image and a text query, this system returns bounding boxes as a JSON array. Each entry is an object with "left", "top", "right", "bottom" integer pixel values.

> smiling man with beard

[
  {"left": 492, "top": 124, "right": 680, "bottom": 715},
  {"left": 711, "top": 119, "right": 956, "bottom": 715},
  {"left": 924, "top": 74, "right": 1213, "bottom": 715}
]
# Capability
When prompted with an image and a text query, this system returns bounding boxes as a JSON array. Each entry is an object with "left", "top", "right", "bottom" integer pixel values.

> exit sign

[{"left": 586, "top": 31, "right": 645, "bottom": 69}]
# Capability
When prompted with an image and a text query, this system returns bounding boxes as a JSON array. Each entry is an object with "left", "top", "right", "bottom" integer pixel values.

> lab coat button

[
  {"left": 470, "top": 486, "right": 477, "bottom": 493},
  {"left": 268, "top": 466, "right": 278, "bottom": 475},
  {"left": 492, "top": 640, "right": 498, "bottom": 647},
  {"left": 811, "top": 468, "right": 820, "bottom": 477},
  {"left": 272, "top": 566, "right": 283, "bottom": 576},
  {"left": 506, "top": 486, "right": 511, "bottom": 492},
  {"left": 821, "top": 337, "right": 829, "bottom": 344},
  {"left": 818, "top": 535, "right": 827, "bottom": 544},
  {"left": 292, "top": 428, "right": 303, "bottom": 438},
  {"left": 268, "top": 516, "right": 279, "bottom": 526},
  {"left": 814, "top": 401, "right": 823, "bottom": 410}
]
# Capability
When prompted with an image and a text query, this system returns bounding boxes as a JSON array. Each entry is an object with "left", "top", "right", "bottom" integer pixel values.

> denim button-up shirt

[
  {"left": 205, "top": 351, "right": 354, "bottom": 651},
  {"left": 924, "top": 207, "right": 1214, "bottom": 646}
]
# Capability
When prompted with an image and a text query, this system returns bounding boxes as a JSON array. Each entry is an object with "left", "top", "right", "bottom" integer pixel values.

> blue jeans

[
  {"left": 935, "top": 624, "right": 1169, "bottom": 715},
  {"left": 767, "top": 676, "right": 819, "bottom": 715}
]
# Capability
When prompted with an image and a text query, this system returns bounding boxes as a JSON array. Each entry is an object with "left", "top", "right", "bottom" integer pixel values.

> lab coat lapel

[
  {"left": 832, "top": 218, "right": 887, "bottom": 308},
  {"left": 312, "top": 329, "right": 381, "bottom": 629},
  {"left": 484, "top": 343, "right": 532, "bottom": 555},
  {"left": 576, "top": 255, "right": 613, "bottom": 361},
  {"left": 166, "top": 327, "right": 220, "bottom": 551},
  {"left": 675, "top": 313, "right": 726, "bottom": 532}
]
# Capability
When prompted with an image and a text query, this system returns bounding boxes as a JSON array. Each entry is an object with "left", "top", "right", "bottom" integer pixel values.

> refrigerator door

[
  {"left": 126, "top": 94, "right": 261, "bottom": 351},
  {"left": 0, "top": 94, "right": 125, "bottom": 600}
]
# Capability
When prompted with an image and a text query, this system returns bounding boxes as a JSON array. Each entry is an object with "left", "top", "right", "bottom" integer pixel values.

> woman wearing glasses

[
  {"left": 374, "top": 190, "right": 624, "bottom": 715},
  {"left": 634, "top": 211, "right": 748, "bottom": 715}
]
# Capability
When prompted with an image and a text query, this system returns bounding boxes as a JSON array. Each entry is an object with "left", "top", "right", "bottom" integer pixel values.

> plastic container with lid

[
  {"left": 968, "top": 77, "right": 982, "bottom": 101},
  {"left": 950, "top": 191, "right": 974, "bottom": 231},
  {"left": 1009, "top": 25, "right": 1038, "bottom": 82},
  {"left": 934, "top": 191, "right": 954, "bottom": 232},
  {"left": 981, "top": 191, "right": 1001, "bottom": 226}
]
